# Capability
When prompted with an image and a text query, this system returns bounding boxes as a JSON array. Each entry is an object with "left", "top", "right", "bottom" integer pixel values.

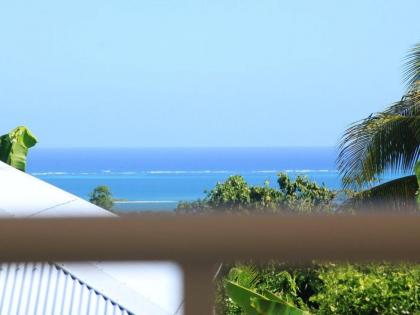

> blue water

[{"left": 25, "top": 147, "right": 350, "bottom": 211}]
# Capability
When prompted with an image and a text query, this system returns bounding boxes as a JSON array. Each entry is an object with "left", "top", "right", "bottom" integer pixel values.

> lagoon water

[{"left": 26, "top": 147, "right": 373, "bottom": 211}]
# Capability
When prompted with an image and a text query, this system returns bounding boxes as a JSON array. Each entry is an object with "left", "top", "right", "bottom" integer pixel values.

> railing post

[{"left": 183, "top": 263, "right": 215, "bottom": 315}]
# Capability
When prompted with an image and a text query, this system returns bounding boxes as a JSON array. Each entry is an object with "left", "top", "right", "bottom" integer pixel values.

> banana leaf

[
  {"left": 225, "top": 281, "right": 307, "bottom": 315},
  {"left": 225, "top": 280, "right": 267, "bottom": 315},
  {"left": 251, "top": 297, "right": 308, "bottom": 315},
  {"left": 0, "top": 126, "right": 37, "bottom": 172},
  {"left": 261, "top": 290, "right": 292, "bottom": 303}
]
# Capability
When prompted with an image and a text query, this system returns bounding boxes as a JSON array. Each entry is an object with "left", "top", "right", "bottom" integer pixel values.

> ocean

[{"left": 25, "top": 147, "right": 392, "bottom": 211}]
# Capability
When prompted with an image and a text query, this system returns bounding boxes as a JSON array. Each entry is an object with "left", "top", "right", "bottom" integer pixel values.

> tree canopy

[{"left": 89, "top": 186, "right": 114, "bottom": 210}]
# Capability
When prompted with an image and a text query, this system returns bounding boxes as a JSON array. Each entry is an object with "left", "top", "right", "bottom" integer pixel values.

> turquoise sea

[{"left": 26, "top": 148, "right": 395, "bottom": 211}]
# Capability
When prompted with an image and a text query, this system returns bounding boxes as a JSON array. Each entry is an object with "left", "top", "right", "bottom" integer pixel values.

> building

[{"left": 0, "top": 161, "right": 183, "bottom": 315}]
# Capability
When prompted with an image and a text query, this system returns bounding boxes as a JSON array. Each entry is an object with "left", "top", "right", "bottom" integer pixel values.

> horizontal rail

[
  {"left": 1, "top": 214, "right": 420, "bottom": 314},
  {"left": 0, "top": 214, "right": 419, "bottom": 263}
]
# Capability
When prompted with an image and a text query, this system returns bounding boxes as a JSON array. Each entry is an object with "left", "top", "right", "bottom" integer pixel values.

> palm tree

[{"left": 337, "top": 43, "right": 419, "bottom": 210}]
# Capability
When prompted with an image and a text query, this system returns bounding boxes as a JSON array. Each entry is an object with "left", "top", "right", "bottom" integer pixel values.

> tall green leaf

[
  {"left": 225, "top": 280, "right": 267, "bottom": 315},
  {"left": 225, "top": 281, "right": 308, "bottom": 315},
  {"left": 258, "top": 290, "right": 309, "bottom": 315},
  {"left": 251, "top": 298, "right": 307, "bottom": 315},
  {"left": 0, "top": 126, "right": 37, "bottom": 172}
]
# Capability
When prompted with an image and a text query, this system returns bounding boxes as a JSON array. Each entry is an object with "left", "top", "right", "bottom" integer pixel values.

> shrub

[
  {"left": 312, "top": 263, "right": 420, "bottom": 315},
  {"left": 177, "top": 173, "right": 336, "bottom": 214},
  {"left": 89, "top": 185, "right": 114, "bottom": 210},
  {"left": 220, "top": 262, "right": 420, "bottom": 315}
]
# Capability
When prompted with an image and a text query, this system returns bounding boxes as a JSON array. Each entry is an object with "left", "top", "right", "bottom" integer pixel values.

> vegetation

[
  {"left": 342, "top": 174, "right": 419, "bottom": 212},
  {"left": 220, "top": 262, "right": 420, "bottom": 315},
  {"left": 337, "top": 43, "right": 419, "bottom": 209},
  {"left": 0, "top": 126, "right": 37, "bottom": 172},
  {"left": 225, "top": 279, "right": 307, "bottom": 315},
  {"left": 214, "top": 43, "right": 420, "bottom": 315},
  {"left": 89, "top": 185, "right": 114, "bottom": 210},
  {"left": 177, "top": 173, "right": 336, "bottom": 214},
  {"left": 0, "top": 42, "right": 417, "bottom": 315}
]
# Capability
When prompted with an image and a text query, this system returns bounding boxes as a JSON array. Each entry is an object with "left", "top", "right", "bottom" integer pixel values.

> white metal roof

[
  {"left": 0, "top": 161, "right": 183, "bottom": 315},
  {"left": 0, "top": 262, "right": 134, "bottom": 315},
  {"left": 0, "top": 161, "right": 112, "bottom": 218}
]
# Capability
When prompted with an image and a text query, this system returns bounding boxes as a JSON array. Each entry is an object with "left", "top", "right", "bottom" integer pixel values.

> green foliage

[
  {"left": 176, "top": 173, "right": 336, "bottom": 214},
  {"left": 312, "top": 263, "right": 420, "bottom": 315},
  {"left": 225, "top": 280, "right": 308, "bottom": 315},
  {"left": 228, "top": 265, "right": 261, "bottom": 288},
  {"left": 277, "top": 174, "right": 335, "bottom": 213},
  {"left": 221, "top": 263, "right": 420, "bottom": 315},
  {"left": 207, "top": 176, "right": 253, "bottom": 210},
  {"left": 337, "top": 43, "right": 420, "bottom": 211},
  {"left": 337, "top": 43, "right": 419, "bottom": 192},
  {"left": 225, "top": 281, "right": 268, "bottom": 315},
  {"left": 224, "top": 263, "right": 320, "bottom": 313},
  {"left": 337, "top": 95, "right": 419, "bottom": 189},
  {"left": 342, "top": 175, "right": 419, "bottom": 212},
  {"left": 0, "top": 126, "right": 37, "bottom": 172},
  {"left": 249, "top": 182, "right": 284, "bottom": 210},
  {"left": 251, "top": 298, "right": 307, "bottom": 315},
  {"left": 221, "top": 264, "right": 318, "bottom": 314},
  {"left": 403, "top": 42, "right": 420, "bottom": 90},
  {"left": 89, "top": 185, "right": 114, "bottom": 210}
]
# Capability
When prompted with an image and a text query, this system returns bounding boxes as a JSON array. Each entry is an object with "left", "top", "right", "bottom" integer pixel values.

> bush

[
  {"left": 220, "top": 262, "right": 420, "bottom": 315},
  {"left": 221, "top": 263, "right": 321, "bottom": 314},
  {"left": 177, "top": 173, "right": 336, "bottom": 214},
  {"left": 89, "top": 185, "right": 114, "bottom": 210},
  {"left": 312, "top": 263, "right": 420, "bottom": 315}
]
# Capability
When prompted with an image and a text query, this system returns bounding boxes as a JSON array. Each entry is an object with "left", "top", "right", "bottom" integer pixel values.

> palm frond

[
  {"left": 337, "top": 99, "right": 419, "bottom": 189},
  {"left": 227, "top": 265, "right": 260, "bottom": 289},
  {"left": 338, "top": 44, "right": 420, "bottom": 193},
  {"left": 341, "top": 175, "right": 418, "bottom": 212},
  {"left": 403, "top": 42, "right": 420, "bottom": 90},
  {"left": 387, "top": 89, "right": 419, "bottom": 116},
  {"left": 388, "top": 90, "right": 420, "bottom": 139}
]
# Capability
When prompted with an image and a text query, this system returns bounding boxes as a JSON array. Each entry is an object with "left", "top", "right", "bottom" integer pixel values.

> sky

[{"left": 0, "top": 0, "right": 419, "bottom": 148}]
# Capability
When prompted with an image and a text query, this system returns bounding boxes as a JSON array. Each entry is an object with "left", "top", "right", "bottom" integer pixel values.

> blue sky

[{"left": 0, "top": 0, "right": 419, "bottom": 148}]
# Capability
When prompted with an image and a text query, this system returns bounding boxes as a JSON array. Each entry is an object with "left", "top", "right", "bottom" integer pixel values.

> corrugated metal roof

[
  {"left": 0, "top": 262, "right": 134, "bottom": 315},
  {"left": 0, "top": 161, "right": 183, "bottom": 314}
]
